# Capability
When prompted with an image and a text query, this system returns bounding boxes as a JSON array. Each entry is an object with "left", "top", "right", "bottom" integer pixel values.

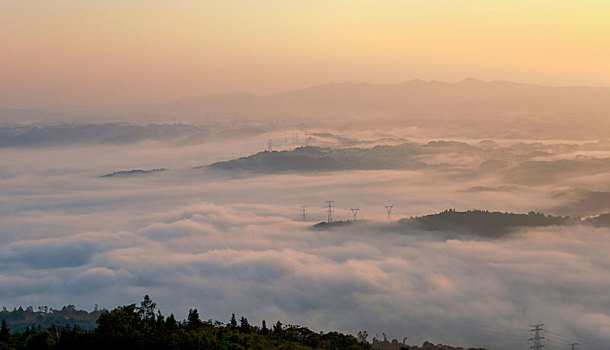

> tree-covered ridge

[
  {"left": 0, "top": 123, "right": 209, "bottom": 148},
  {"left": 400, "top": 209, "right": 576, "bottom": 236},
  {"left": 0, "top": 305, "right": 103, "bottom": 333},
  {"left": 0, "top": 296, "right": 487, "bottom": 350},
  {"left": 206, "top": 143, "right": 459, "bottom": 173},
  {"left": 584, "top": 213, "right": 610, "bottom": 227},
  {"left": 311, "top": 220, "right": 360, "bottom": 230},
  {"left": 100, "top": 168, "right": 168, "bottom": 178}
]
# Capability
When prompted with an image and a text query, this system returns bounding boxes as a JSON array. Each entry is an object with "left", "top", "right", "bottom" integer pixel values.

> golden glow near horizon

[{"left": 1, "top": 0, "right": 610, "bottom": 107}]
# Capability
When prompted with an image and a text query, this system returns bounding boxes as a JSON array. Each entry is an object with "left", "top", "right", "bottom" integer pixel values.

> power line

[
  {"left": 453, "top": 316, "right": 529, "bottom": 348},
  {"left": 350, "top": 208, "right": 360, "bottom": 221},
  {"left": 542, "top": 329, "right": 604, "bottom": 350},
  {"left": 441, "top": 315, "right": 606, "bottom": 350}
]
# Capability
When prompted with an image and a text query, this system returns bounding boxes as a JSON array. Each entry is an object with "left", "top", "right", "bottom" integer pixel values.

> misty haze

[{"left": 2, "top": 2, "right": 610, "bottom": 350}]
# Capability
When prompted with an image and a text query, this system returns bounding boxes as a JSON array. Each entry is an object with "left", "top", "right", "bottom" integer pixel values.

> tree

[
  {"left": 230, "top": 313, "right": 237, "bottom": 328},
  {"left": 273, "top": 321, "right": 283, "bottom": 335},
  {"left": 239, "top": 316, "right": 250, "bottom": 332},
  {"left": 187, "top": 308, "right": 201, "bottom": 328},
  {"left": 155, "top": 310, "right": 164, "bottom": 328},
  {"left": 261, "top": 320, "right": 268, "bottom": 334},
  {"left": 166, "top": 314, "right": 177, "bottom": 330},
  {"left": 137, "top": 295, "right": 156, "bottom": 322},
  {"left": 0, "top": 320, "right": 9, "bottom": 343},
  {"left": 94, "top": 304, "right": 140, "bottom": 349},
  {"left": 357, "top": 330, "right": 369, "bottom": 344}
]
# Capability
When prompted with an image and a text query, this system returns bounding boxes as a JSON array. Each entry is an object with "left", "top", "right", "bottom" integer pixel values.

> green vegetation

[
  {"left": 206, "top": 144, "right": 433, "bottom": 173},
  {"left": 0, "top": 296, "right": 486, "bottom": 350},
  {"left": 0, "top": 305, "right": 102, "bottom": 333},
  {"left": 100, "top": 168, "right": 168, "bottom": 177},
  {"left": 311, "top": 220, "right": 359, "bottom": 230},
  {"left": 400, "top": 209, "right": 576, "bottom": 236}
]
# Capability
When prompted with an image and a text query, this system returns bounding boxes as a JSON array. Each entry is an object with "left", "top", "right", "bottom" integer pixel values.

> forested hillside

[{"left": 0, "top": 296, "right": 486, "bottom": 350}]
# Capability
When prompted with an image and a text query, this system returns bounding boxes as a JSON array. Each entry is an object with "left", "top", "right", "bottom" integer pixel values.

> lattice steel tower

[
  {"left": 301, "top": 204, "right": 308, "bottom": 222},
  {"left": 325, "top": 200, "right": 335, "bottom": 223},
  {"left": 529, "top": 324, "right": 545, "bottom": 350},
  {"left": 385, "top": 205, "right": 393, "bottom": 220}
]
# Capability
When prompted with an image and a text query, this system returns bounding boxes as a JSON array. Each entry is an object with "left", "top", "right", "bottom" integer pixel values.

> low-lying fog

[{"left": 2, "top": 124, "right": 610, "bottom": 349}]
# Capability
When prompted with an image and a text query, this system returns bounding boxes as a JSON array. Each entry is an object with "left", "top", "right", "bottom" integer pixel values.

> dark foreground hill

[{"left": 0, "top": 296, "right": 486, "bottom": 350}]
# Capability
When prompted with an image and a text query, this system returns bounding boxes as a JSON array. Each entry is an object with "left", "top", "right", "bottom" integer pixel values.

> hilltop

[
  {"left": 206, "top": 142, "right": 472, "bottom": 173},
  {"left": 400, "top": 209, "right": 576, "bottom": 236},
  {"left": 100, "top": 168, "right": 168, "bottom": 178},
  {"left": 0, "top": 305, "right": 102, "bottom": 332},
  {"left": 0, "top": 296, "right": 486, "bottom": 350},
  {"left": 311, "top": 209, "right": 610, "bottom": 237}
]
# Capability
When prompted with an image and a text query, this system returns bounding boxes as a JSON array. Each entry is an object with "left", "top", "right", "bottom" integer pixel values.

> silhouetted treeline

[
  {"left": 100, "top": 168, "right": 168, "bottom": 178},
  {"left": 0, "top": 296, "right": 487, "bottom": 350},
  {"left": 401, "top": 209, "right": 576, "bottom": 236},
  {"left": 0, "top": 123, "right": 208, "bottom": 148},
  {"left": 0, "top": 305, "right": 103, "bottom": 333}
]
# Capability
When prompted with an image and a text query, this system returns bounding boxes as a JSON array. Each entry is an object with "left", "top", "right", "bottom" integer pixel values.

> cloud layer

[{"left": 2, "top": 132, "right": 610, "bottom": 349}]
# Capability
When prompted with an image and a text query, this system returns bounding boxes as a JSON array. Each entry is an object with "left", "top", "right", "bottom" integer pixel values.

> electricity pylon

[
  {"left": 385, "top": 205, "right": 393, "bottom": 221},
  {"left": 529, "top": 324, "right": 545, "bottom": 350},
  {"left": 325, "top": 200, "right": 335, "bottom": 223},
  {"left": 301, "top": 204, "right": 308, "bottom": 222}
]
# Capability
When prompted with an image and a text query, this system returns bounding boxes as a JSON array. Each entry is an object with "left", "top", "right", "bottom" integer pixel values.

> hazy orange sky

[{"left": 2, "top": 0, "right": 610, "bottom": 108}]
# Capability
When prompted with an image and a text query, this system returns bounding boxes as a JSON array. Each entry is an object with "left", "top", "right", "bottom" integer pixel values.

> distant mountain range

[
  {"left": 4, "top": 78, "right": 610, "bottom": 138},
  {"left": 0, "top": 123, "right": 207, "bottom": 147},
  {"left": 149, "top": 78, "right": 610, "bottom": 119},
  {"left": 141, "top": 78, "right": 610, "bottom": 138},
  {"left": 0, "top": 123, "right": 267, "bottom": 147}
]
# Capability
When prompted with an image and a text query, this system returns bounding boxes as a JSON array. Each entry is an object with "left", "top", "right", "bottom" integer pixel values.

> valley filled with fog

[
  {"left": 2, "top": 129, "right": 610, "bottom": 349},
  {"left": 3, "top": 81, "right": 610, "bottom": 349}
]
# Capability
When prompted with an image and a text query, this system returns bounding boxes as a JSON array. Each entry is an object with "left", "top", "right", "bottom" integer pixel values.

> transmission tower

[
  {"left": 325, "top": 200, "right": 335, "bottom": 223},
  {"left": 301, "top": 204, "right": 308, "bottom": 222},
  {"left": 529, "top": 324, "right": 545, "bottom": 350},
  {"left": 385, "top": 205, "right": 393, "bottom": 221},
  {"left": 266, "top": 139, "right": 272, "bottom": 152},
  {"left": 570, "top": 343, "right": 578, "bottom": 350},
  {"left": 350, "top": 208, "right": 360, "bottom": 221}
]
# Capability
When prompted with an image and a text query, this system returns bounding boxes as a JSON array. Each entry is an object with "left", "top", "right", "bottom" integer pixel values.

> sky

[{"left": 2, "top": 0, "right": 610, "bottom": 107}]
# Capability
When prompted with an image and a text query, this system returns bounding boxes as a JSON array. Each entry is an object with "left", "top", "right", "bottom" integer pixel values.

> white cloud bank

[{"left": 2, "top": 138, "right": 610, "bottom": 349}]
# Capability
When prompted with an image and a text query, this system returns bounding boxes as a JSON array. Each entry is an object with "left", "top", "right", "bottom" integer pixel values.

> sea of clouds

[{"left": 2, "top": 128, "right": 610, "bottom": 349}]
